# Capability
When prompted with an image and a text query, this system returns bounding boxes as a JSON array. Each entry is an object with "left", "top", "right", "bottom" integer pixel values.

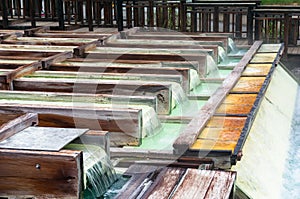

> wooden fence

[{"left": 1, "top": 1, "right": 300, "bottom": 48}]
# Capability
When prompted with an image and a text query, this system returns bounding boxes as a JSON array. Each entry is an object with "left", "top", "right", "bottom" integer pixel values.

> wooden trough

[{"left": 0, "top": 111, "right": 110, "bottom": 198}]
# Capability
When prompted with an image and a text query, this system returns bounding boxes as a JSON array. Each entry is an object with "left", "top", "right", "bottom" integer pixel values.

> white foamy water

[
  {"left": 232, "top": 65, "right": 298, "bottom": 199},
  {"left": 281, "top": 86, "right": 300, "bottom": 198},
  {"left": 218, "top": 46, "right": 228, "bottom": 63}
]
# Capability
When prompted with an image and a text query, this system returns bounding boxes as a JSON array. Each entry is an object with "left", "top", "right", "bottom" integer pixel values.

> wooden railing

[{"left": 1, "top": 0, "right": 300, "bottom": 51}]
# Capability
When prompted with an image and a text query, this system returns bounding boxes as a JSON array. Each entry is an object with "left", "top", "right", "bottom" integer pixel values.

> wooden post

[
  {"left": 1, "top": 0, "right": 9, "bottom": 28},
  {"left": 30, "top": 0, "right": 36, "bottom": 28},
  {"left": 57, "top": 0, "right": 65, "bottom": 30},
  {"left": 235, "top": 11, "right": 242, "bottom": 38},
  {"left": 117, "top": 0, "right": 124, "bottom": 31},
  {"left": 86, "top": 0, "right": 93, "bottom": 31},
  {"left": 247, "top": 6, "right": 254, "bottom": 45},
  {"left": 180, "top": 0, "right": 186, "bottom": 31},
  {"left": 283, "top": 13, "right": 289, "bottom": 55},
  {"left": 213, "top": 6, "right": 219, "bottom": 32}
]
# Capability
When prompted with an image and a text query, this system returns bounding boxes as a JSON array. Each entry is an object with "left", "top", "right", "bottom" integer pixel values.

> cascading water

[
  {"left": 281, "top": 86, "right": 300, "bottom": 198},
  {"left": 63, "top": 144, "right": 117, "bottom": 198},
  {"left": 228, "top": 38, "right": 238, "bottom": 54},
  {"left": 189, "top": 69, "right": 201, "bottom": 90},
  {"left": 218, "top": 46, "right": 228, "bottom": 63},
  {"left": 231, "top": 65, "right": 298, "bottom": 199},
  {"left": 141, "top": 106, "right": 162, "bottom": 137},
  {"left": 170, "top": 82, "right": 188, "bottom": 109},
  {"left": 206, "top": 55, "right": 220, "bottom": 78}
]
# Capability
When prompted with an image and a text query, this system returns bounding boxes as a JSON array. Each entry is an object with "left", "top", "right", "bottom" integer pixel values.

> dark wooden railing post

[
  {"left": 30, "top": 0, "right": 36, "bottom": 28},
  {"left": 86, "top": 0, "right": 93, "bottom": 31},
  {"left": 117, "top": 0, "right": 124, "bottom": 31},
  {"left": 180, "top": 0, "right": 186, "bottom": 31},
  {"left": 1, "top": 0, "right": 9, "bottom": 28},
  {"left": 213, "top": 6, "right": 219, "bottom": 32},
  {"left": 247, "top": 6, "right": 254, "bottom": 44},
  {"left": 283, "top": 13, "right": 289, "bottom": 55},
  {"left": 57, "top": 0, "right": 65, "bottom": 30}
]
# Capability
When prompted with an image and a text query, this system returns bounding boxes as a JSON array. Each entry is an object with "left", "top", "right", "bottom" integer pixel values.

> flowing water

[
  {"left": 64, "top": 144, "right": 118, "bottom": 198},
  {"left": 141, "top": 106, "right": 162, "bottom": 137},
  {"left": 228, "top": 38, "right": 238, "bottom": 53},
  {"left": 170, "top": 82, "right": 188, "bottom": 109},
  {"left": 218, "top": 46, "right": 228, "bottom": 63},
  {"left": 281, "top": 86, "right": 300, "bottom": 198},
  {"left": 206, "top": 55, "right": 220, "bottom": 78}
]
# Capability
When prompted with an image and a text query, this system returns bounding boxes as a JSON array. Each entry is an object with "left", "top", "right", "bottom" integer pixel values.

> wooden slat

[
  {"left": 231, "top": 77, "right": 265, "bottom": 93},
  {"left": 242, "top": 63, "right": 272, "bottom": 76},
  {"left": 0, "top": 104, "right": 142, "bottom": 140},
  {"left": 206, "top": 116, "right": 247, "bottom": 128},
  {"left": 198, "top": 128, "right": 242, "bottom": 142},
  {"left": 250, "top": 53, "right": 278, "bottom": 63},
  {"left": 144, "top": 167, "right": 185, "bottom": 199},
  {"left": 172, "top": 169, "right": 215, "bottom": 199},
  {"left": 0, "top": 149, "right": 83, "bottom": 198},
  {"left": 205, "top": 171, "right": 236, "bottom": 199},
  {"left": 13, "top": 78, "right": 172, "bottom": 115},
  {"left": 0, "top": 113, "right": 38, "bottom": 142},
  {"left": 190, "top": 139, "right": 237, "bottom": 151}
]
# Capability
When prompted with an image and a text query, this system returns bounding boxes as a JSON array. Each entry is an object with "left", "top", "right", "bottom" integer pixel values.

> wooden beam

[
  {"left": 41, "top": 51, "right": 73, "bottom": 69},
  {"left": 0, "top": 113, "right": 38, "bottom": 142},
  {"left": 172, "top": 41, "right": 263, "bottom": 154},
  {"left": 0, "top": 149, "right": 83, "bottom": 198},
  {"left": 73, "top": 40, "right": 103, "bottom": 57},
  {"left": 13, "top": 78, "right": 172, "bottom": 115}
]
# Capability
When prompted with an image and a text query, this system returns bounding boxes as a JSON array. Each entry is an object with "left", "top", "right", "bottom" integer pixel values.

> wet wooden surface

[
  {"left": 187, "top": 44, "right": 281, "bottom": 162},
  {"left": 0, "top": 149, "right": 83, "bottom": 198},
  {"left": 117, "top": 165, "right": 236, "bottom": 199}
]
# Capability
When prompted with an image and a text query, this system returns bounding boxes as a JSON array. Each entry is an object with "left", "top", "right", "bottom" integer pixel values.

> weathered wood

[
  {"left": 8, "top": 62, "right": 42, "bottom": 82},
  {"left": 27, "top": 70, "right": 186, "bottom": 92},
  {"left": 0, "top": 104, "right": 142, "bottom": 142},
  {"left": 173, "top": 41, "right": 263, "bottom": 154},
  {"left": 0, "top": 90, "right": 158, "bottom": 112},
  {"left": 13, "top": 78, "right": 172, "bottom": 114},
  {"left": 143, "top": 167, "right": 185, "bottom": 199},
  {"left": 230, "top": 77, "right": 265, "bottom": 93},
  {"left": 73, "top": 40, "right": 100, "bottom": 57},
  {"left": 0, "top": 149, "right": 83, "bottom": 198},
  {"left": 172, "top": 169, "right": 215, "bottom": 199},
  {"left": 0, "top": 113, "right": 38, "bottom": 142},
  {"left": 41, "top": 51, "right": 73, "bottom": 69}
]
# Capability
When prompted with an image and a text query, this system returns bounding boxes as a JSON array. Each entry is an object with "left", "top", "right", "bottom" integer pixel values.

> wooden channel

[{"left": 178, "top": 43, "right": 283, "bottom": 168}]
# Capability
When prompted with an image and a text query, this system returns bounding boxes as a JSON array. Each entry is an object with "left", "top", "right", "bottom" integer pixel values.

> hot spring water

[
  {"left": 281, "top": 86, "right": 300, "bottom": 198},
  {"left": 232, "top": 65, "right": 298, "bottom": 199},
  {"left": 228, "top": 38, "right": 238, "bottom": 54},
  {"left": 63, "top": 144, "right": 118, "bottom": 198}
]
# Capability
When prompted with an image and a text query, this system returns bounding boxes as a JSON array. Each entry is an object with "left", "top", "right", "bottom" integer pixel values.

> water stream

[
  {"left": 281, "top": 86, "right": 300, "bottom": 198},
  {"left": 64, "top": 144, "right": 118, "bottom": 198},
  {"left": 218, "top": 46, "right": 228, "bottom": 63},
  {"left": 228, "top": 38, "right": 238, "bottom": 53}
]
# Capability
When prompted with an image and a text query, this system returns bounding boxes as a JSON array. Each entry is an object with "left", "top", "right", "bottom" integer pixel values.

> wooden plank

[
  {"left": 27, "top": 71, "right": 185, "bottom": 92},
  {"left": 143, "top": 167, "right": 185, "bottom": 199},
  {"left": 242, "top": 63, "right": 272, "bottom": 76},
  {"left": 73, "top": 40, "right": 100, "bottom": 57},
  {"left": 0, "top": 104, "right": 142, "bottom": 140},
  {"left": 190, "top": 139, "right": 237, "bottom": 151},
  {"left": 206, "top": 116, "right": 247, "bottom": 129},
  {"left": 41, "top": 51, "right": 73, "bottom": 69},
  {"left": 250, "top": 53, "right": 278, "bottom": 63},
  {"left": 13, "top": 78, "right": 172, "bottom": 115},
  {"left": 0, "top": 149, "right": 83, "bottom": 198},
  {"left": 0, "top": 113, "right": 38, "bottom": 142},
  {"left": 0, "top": 90, "right": 158, "bottom": 112},
  {"left": 172, "top": 169, "right": 215, "bottom": 199},
  {"left": 198, "top": 128, "right": 242, "bottom": 142},
  {"left": 7, "top": 62, "right": 42, "bottom": 82},
  {"left": 205, "top": 171, "right": 236, "bottom": 199},
  {"left": 215, "top": 104, "right": 253, "bottom": 115},
  {"left": 37, "top": 114, "right": 141, "bottom": 147},
  {"left": 173, "top": 41, "right": 263, "bottom": 154},
  {"left": 231, "top": 77, "right": 265, "bottom": 93}
]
